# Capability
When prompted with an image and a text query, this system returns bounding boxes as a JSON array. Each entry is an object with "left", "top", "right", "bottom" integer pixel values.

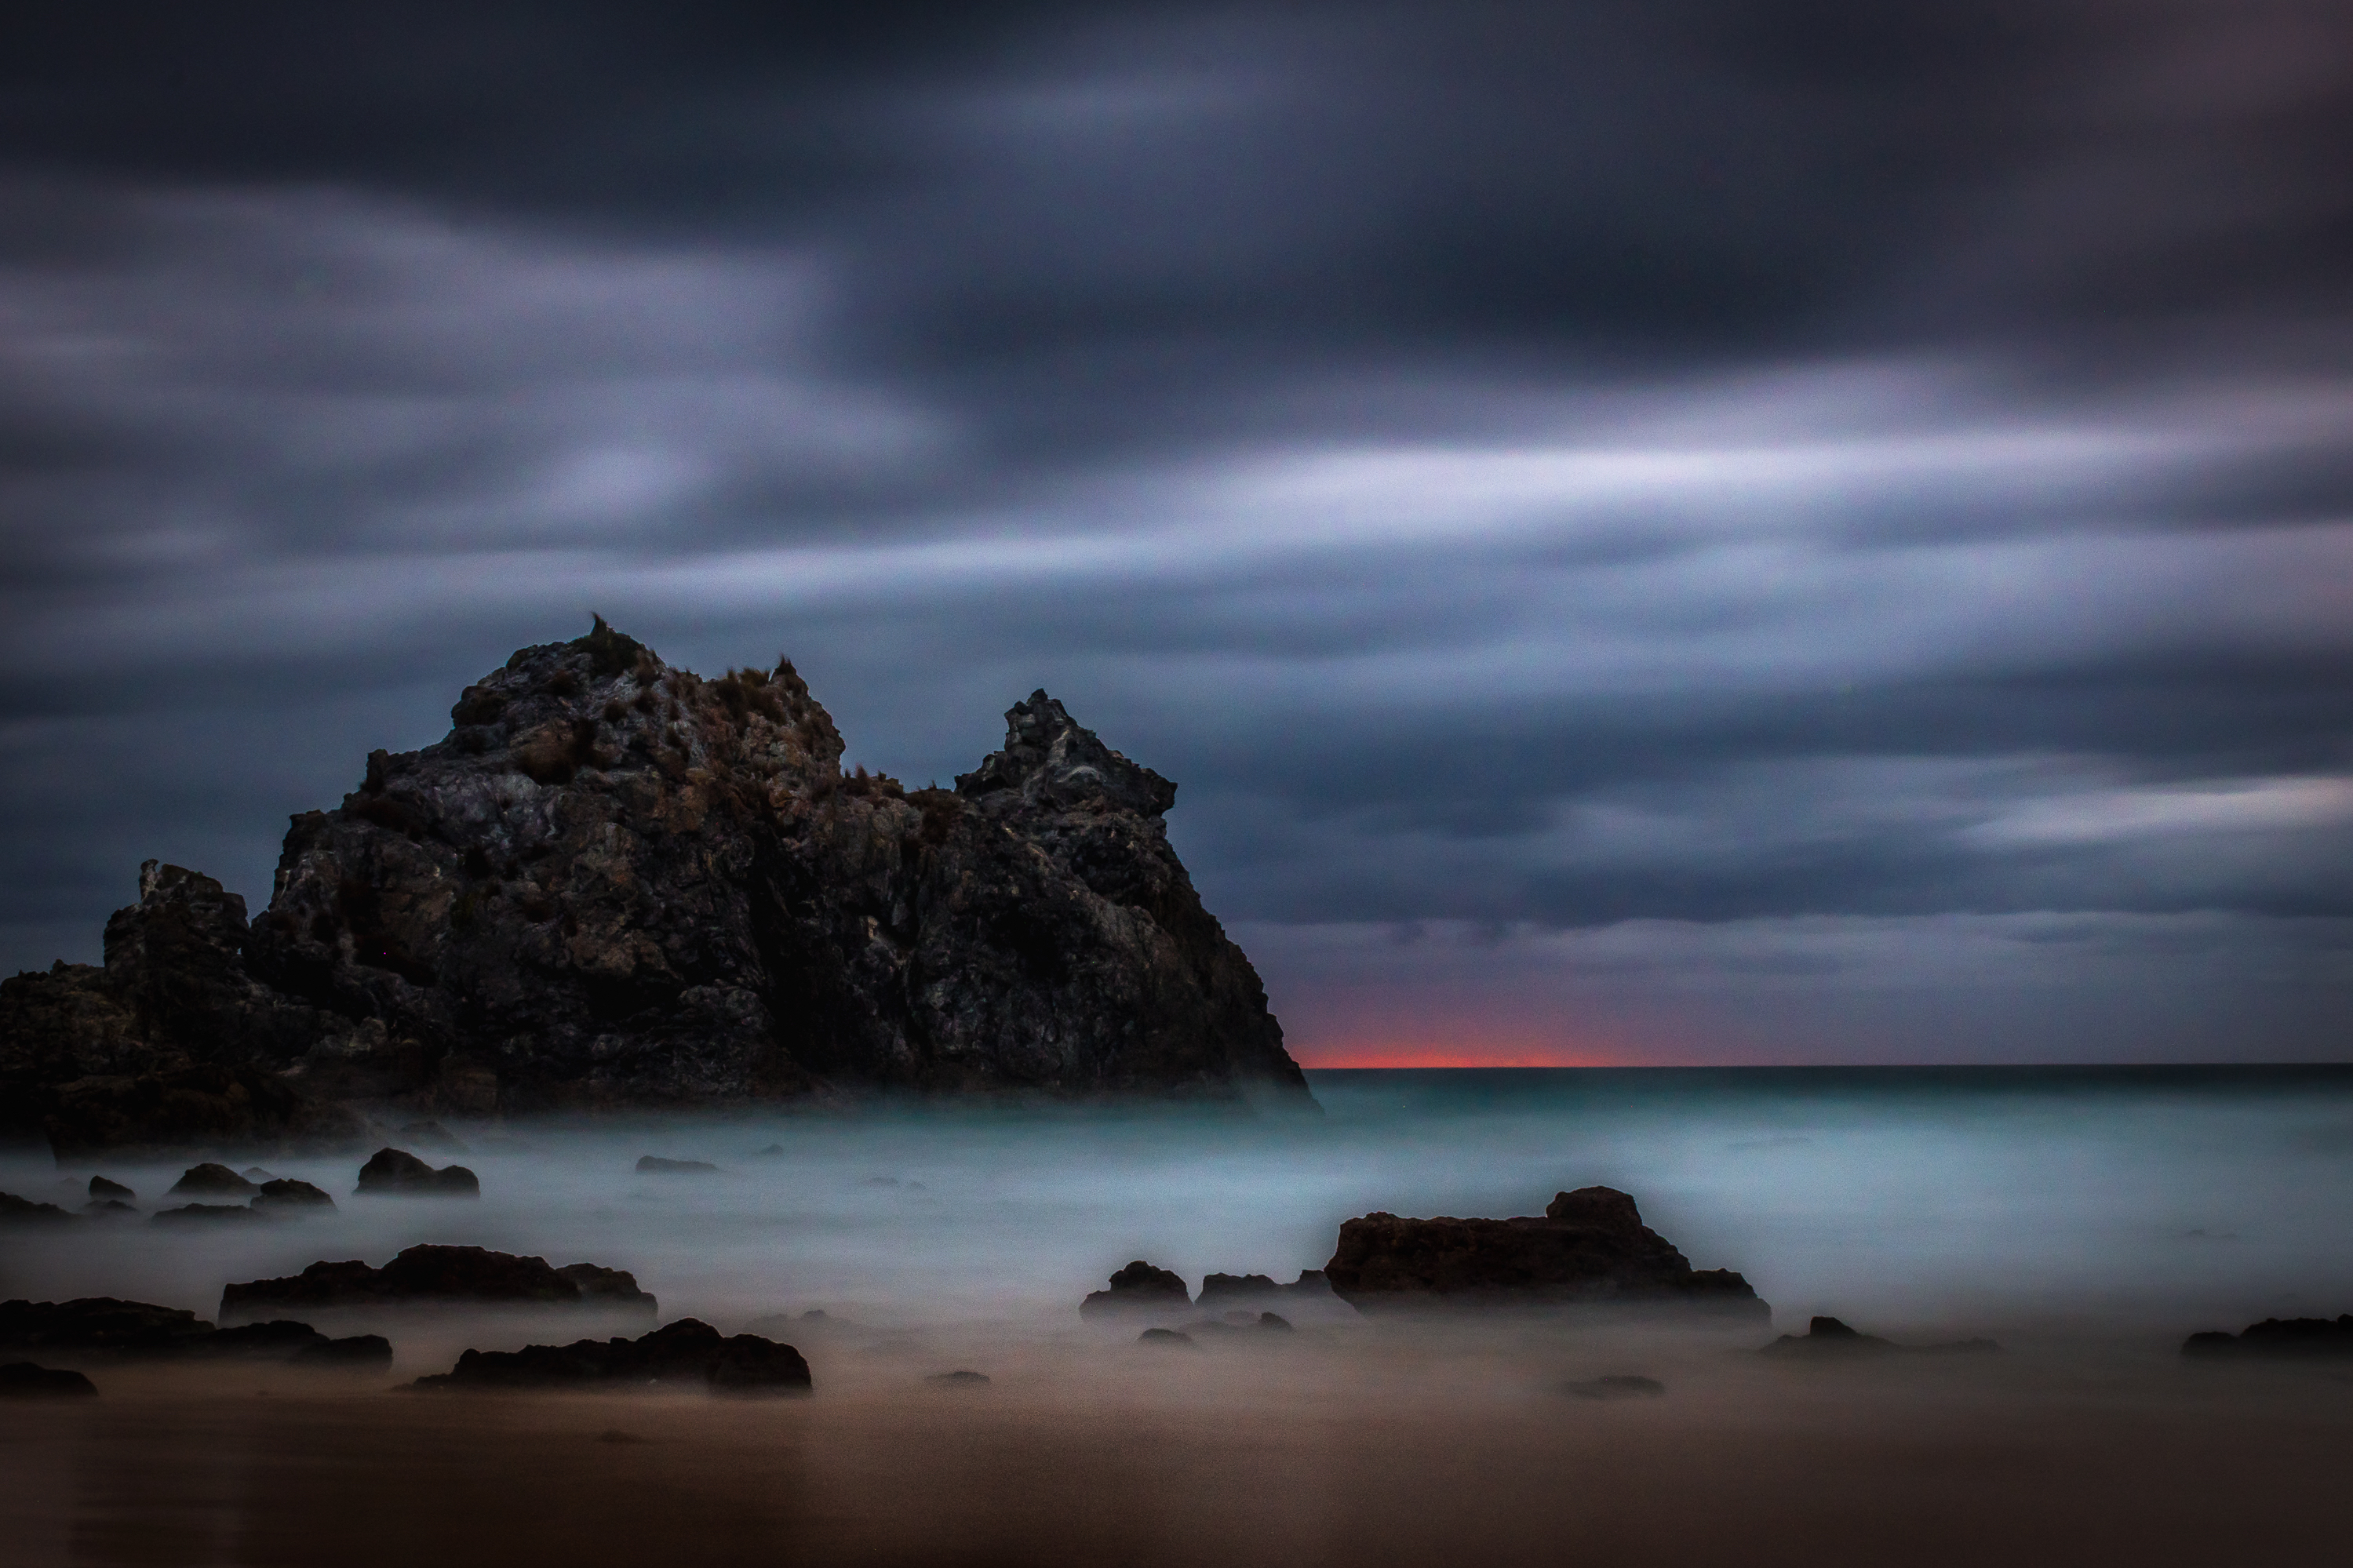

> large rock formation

[
  {"left": 1321, "top": 1187, "right": 1768, "bottom": 1315},
  {"left": 2, "top": 622, "right": 1309, "bottom": 1153}
]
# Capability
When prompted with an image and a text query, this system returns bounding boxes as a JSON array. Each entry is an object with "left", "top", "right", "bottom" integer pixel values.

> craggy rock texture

[
  {"left": 2, "top": 622, "right": 1309, "bottom": 1153},
  {"left": 2182, "top": 1314, "right": 2353, "bottom": 1359},
  {"left": 1080, "top": 1261, "right": 1193, "bottom": 1319},
  {"left": 219, "top": 1244, "right": 656, "bottom": 1322},
  {"left": 410, "top": 1318, "right": 810, "bottom": 1395},
  {"left": 1321, "top": 1188, "right": 1768, "bottom": 1315}
]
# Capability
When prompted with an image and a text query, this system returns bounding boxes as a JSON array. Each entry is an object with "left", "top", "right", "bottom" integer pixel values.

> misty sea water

[{"left": 6, "top": 1066, "right": 2351, "bottom": 1345}]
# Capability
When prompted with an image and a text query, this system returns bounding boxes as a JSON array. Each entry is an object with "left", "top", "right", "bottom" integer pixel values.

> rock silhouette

[
  {"left": 3, "top": 622, "right": 1308, "bottom": 1155},
  {"left": 2182, "top": 1314, "right": 2353, "bottom": 1359},
  {"left": 0, "top": 1297, "right": 375, "bottom": 1365},
  {"left": 168, "top": 1163, "right": 257, "bottom": 1198},
  {"left": 0, "top": 1362, "right": 99, "bottom": 1398},
  {"left": 1081, "top": 1261, "right": 1193, "bottom": 1319},
  {"left": 220, "top": 1244, "right": 655, "bottom": 1321},
  {"left": 410, "top": 1318, "right": 809, "bottom": 1395},
  {"left": 354, "top": 1148, "right": 479, "bottom": 1197},
  {"left": 1761, "top": 1316, "right": 2000, "bottom": 1357},
  {"left": 1322, "top": 1188, "right": 1768, "bottom": 1315}
]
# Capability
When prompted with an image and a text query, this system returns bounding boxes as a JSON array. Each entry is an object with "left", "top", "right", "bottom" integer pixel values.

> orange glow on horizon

[{"left": 1291, "top": 1030, "right": 1649, "bottom": 1070}]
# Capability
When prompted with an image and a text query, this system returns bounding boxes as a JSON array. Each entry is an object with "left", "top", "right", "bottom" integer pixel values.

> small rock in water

[
  {"left": 1137, "top": 1328, "right": 1197, "bottom": 1348},
  {"left": 89, "top": 1176, "right": 135, "bottom": 1201},
  {"left": 1562, "top": 1374, "right": 1666, "bottom": 1400},
  {"left": 635, "top": 1155, "right": 723, "bottom": 1175},
  {"left": 253, "top": 1178, "right": 336, "bottom": 1210},
  {"left": 0, "top": 1362, "right": 99, "bottom": 1399},
  {"left": 410, "top": 1319, "right": 810, "bottom": 1396},
  {"left": 1082, "top": 1261, "right": 1192, "bottom": 1319},
  {"left": 153, "top": 1202, "right": 267, "bottom": 1224},
  {"left": 355, "top": 1148, "right": 479, "bottom": 1197},
  {"left": 2181, "top": 1313, "right": 2353, "bottom": 1359},
  {"left": 925, "top": 1370, "right": 991, "bottom": 1387},
  {"left": 169, "top": 1164, "right": 257, "bottom": 1198},
  {"left": 1, "top": 1192, "right": 78, "bottom": 1225},
  {"left": 1761, "top": 1316, "right": 2000, "bottom": 1357},
  {"left": 1255, "top": 1312, "right": 1295, "bottom": 1333}
]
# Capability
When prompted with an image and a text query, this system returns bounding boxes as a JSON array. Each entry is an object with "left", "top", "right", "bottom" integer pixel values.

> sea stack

[{"left": 1, "top": 620, "right": 1310, "bottom": 1154}]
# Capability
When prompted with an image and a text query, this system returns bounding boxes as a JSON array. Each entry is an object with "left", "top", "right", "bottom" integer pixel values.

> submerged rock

[
  {"left": 1760, "top": 1316, "right": 2000, "bottom": 1357},
  {"left": 1081, "top": 1261, "right": 1193, "bottom": 1319},
  {"left": 0, "top": 1362, "right": 98, "bottom": 1398},
  {"left": 1322, "top": 1188, "right": 1768, "bottom": 1315},
  {"left": 1136, "top": 1327, "right": 1197, "bottom": 1348},
  {"left": 354, "top": 1148, "right": 479, "bottom": 1197},
  {"left": 1562, "top": 1374, "right": 1666, "bottom": 1400},
  {"left": 410, "top": 1318, "right": 809, "bottom": 1395},
  {"left": 152, "top": 1202, "right": 266, "bottom": 1224},
  {"left": 2182, "top": 1314, "right": 2353, "bottom": 1359},
  {"left": 220, "top": 1244, "right": 655, "bottom": 1321},
  {"left": 3, "top": 624, "right": 1309, "bottom": 1155},
  {"left": 635, "top": 1155, "right": 721, "bottom": 1175}
]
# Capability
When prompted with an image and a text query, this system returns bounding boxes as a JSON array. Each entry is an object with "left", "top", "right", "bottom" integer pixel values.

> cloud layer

[{"left": 4, "top": 2, "right": 2348, "bottom": 1060}]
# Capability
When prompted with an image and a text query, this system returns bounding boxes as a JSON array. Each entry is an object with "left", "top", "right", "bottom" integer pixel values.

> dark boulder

[
  {"left": 553, "top": 1263, "right": 660, "bottom": 1312},
  {"left": 0, "top": 1297, "right": 215, "bottom": 1355},
  {"left": 169, "top": 1162, "right": 257, "bottom": 1198},
  {"left": 1197, "top": 1272, "right": 1281, "bottom": 1308},
  {"left": 220, "top": 1245, "right": 653, "bottom": 1320},
  {"left": 4, "top": 627, "right": 1311, "bottom": 1157},
  {"left": 410, "top": 1318, "right": 809, "bottom": 1395},
  {"left": 636, "top": 1155, "right": 722, "bottom": 1175},
  {"left": 0, "top": 1297, "right": 350, "bottom": 1363},
  {"left": 153, "top": 1202, "right": 266, "bottom": 1224},
  {"left": 292, "top": 1333, "right": 395, "bottom": 1367},
  {"left": 0, "top": 1362, "right": 99, "bottom": 1398},
  {"left": 355, "top": 1147, "right": 479, "bottom": 1197},
  {"left": 1761, "top": 1316, "right": 2000, "bottom": 1357},
  {"left": 1323, "top": 1188, "right": 1767, "bottom": 1315},
  {"left": 253, "top": 1177, "right": 336, "bottom": 1210},
  {"left": 1562, "top": 1374, "right": 1666, "bottom": 1400},
  {"left": 1082, "top": 1261, "right": 1193, "bottom": 1319},
  {"left": 88, "top": 1176, "right": 134, "bottom": 1200},
  {"left": 2181, "top": 1314, "right": 2353, "bottom": 1359},
  {"left": 0, "top": 1191, "right": 76, "bottom": 1225}
]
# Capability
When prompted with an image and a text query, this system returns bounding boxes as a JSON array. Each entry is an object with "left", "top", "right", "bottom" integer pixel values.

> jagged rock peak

[
  {"left": 4, "top": 620, "right": 1311, "bottom": 1152},
  {"left": 956, "top": 691, "right": 1178, "bottom": 817}
]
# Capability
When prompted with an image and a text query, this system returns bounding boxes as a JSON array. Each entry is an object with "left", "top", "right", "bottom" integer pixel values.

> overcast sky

[{"left": 4, "top": 2, "right": 2349, "bottom": 1064}]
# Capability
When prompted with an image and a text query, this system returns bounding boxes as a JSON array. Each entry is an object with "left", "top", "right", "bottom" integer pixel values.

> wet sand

[{"left": 4, "top": 1320, "right": 2346, "bottom": 1567}]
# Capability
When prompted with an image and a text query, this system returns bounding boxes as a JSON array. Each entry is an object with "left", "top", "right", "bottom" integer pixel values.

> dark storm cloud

[{"left": 2, "top": 1, "right": 2349, "bottom": 1057}]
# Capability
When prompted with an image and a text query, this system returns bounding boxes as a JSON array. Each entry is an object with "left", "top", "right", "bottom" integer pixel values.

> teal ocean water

[{"left": 6, "top": 1066, "right": 2351, "bottom": 1343}]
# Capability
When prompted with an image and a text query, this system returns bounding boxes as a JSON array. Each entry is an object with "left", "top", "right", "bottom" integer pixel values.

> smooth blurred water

[{"left": 5, "top": 1067, "right": 2351, "bottom": 1341}]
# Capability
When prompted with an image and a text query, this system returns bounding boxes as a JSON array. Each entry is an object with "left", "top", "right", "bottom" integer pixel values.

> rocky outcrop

[
  {"left": 0, "top": 1192, "right": 75, "bottom": 1225},
  {"left": 1321, "top": 1188, "right": 1768, "bottom": 1315},
  {"left": 88, "top": 1176, "right": 133, "bottom": 1201},
  {"left": 1080, "top": 1261, "right": 1193, "bottom": 1319},
  {"left": 219, "top": 1244, "right": 656, "bottom": 1322},
  {"left": 169, "top": 1163, "right": 257, "bottom": 1198},
  {"left": 253, "top": 1178, "right": 336, "bottom": 1210},
  {"left": 409, "top": 1318, "right": 809, "bottom": 1395},
  {"left": 2, "top": 622, "right": 1309, "bottom": 1154},
  {"left": 2182, "top": 1314, "right": 2353, "bottom": 1359},
  {"left": 354, "top": 1148, "right": 479, "bottom": 1196}
]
